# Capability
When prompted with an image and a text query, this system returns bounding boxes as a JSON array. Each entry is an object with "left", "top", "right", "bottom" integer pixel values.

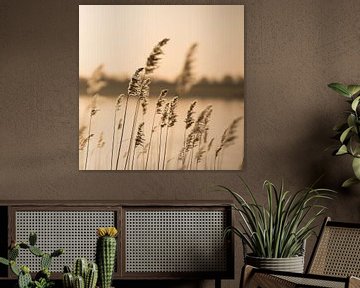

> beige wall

[{"left": 1, "top": 0, "right": 360, "bottom": 287}]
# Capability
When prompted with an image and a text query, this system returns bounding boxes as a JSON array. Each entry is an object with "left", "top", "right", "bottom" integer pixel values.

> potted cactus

[
  {"left": 0, "top": 232, "right": 64, "bottom": 288},
  {"left": 96, "top": 227, "right": 118, "bottom": 288},
  {"left": 62, "top": 258, "right": 98, "bottom": 288}
]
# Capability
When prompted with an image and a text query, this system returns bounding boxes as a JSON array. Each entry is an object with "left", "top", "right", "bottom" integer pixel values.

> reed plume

[
  {"left": 79, "top": 133, "right": 94, "bottom": 151},
  {"left": 215, "top": 117, "right": 242, "bottom": 169},
  {"left": 145, "top": 38, "right": 170, "bottom": 75},
  {"left": 204, "top": 137, "right": 214, "bottom": 169},
  {"left": 87, "top": 64, "right": 106, "bottom": 95},
  {"left": 79, "top": 125, "right": 87, "bottom": 150},
  {"left": 115, "top": 68, "right": 144, "bottom": 170},
  {"left": 110, "top": 94, "right": 124, "bottom": 169},
  {"left": 97, "top": 131, "right": 105, "bottom": 148},
  {"left": 158, "top": 102, "right": 169, "bottom": 169},
  {"left": 145, "top": 89, "right": 168, "bottom": 169},
  {"left": 182, "top": 105, "right": 212, "bottom": 169},
  {"left": 125, "top": 75, "right": 150, "bottom": 169},
  {"left": 131, "top": 122, "right": 145, "bottom": 169},
  {"left": 162, "top": 96, "right": 178, "bottom": 169},
  {"left": 176, "top": 43, "right": 198, "bottom": 95},
  {"left": 195, "top": 145, "right": 206, "bottom": 169},
  {"left": 84, "top": 94, "right": 99, "bottom": 170},
  {"left": 140, "top": 78, "right": 151, "bottom": 115}
]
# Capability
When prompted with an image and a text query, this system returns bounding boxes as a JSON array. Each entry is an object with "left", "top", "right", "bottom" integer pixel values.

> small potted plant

[
  {"left": 220, "top": 179, "right": 334, "bottom": 273},
  {"left": 328, "top": 83, "right": 360, "bottom": 187}
]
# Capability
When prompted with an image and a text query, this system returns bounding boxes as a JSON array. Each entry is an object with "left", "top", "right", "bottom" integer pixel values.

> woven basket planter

[{"left": 245, "top": 254, "right": 305, "bottom": 273}]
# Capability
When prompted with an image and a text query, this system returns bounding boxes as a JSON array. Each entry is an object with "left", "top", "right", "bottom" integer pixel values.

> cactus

[
  {"left": 9, "top": 246, "right": 19, "bottom": 260},
  {"left": 29, "top": 245, "right": 44, "bottom": 257},
  {"left": 63, "top": 259, "right": 98, "bottom": 288},
  {"left": 29, "top": 232, "right": 37, "bottom": 246},
  {"left": 74, "top": 258, "right": 88, "bottom": 279},
  {"left": 96, "top": 227, "right": 118, "bottom": 288},
  {"left": 18, "top": 267, "right": 32, "bottom": 288},
  {"left": 74, "top": 275, "right": 85, "bottom": 288},
  {"left": 85, "top": 263, "right": 98, "bottom": 288},
  {"left": 41, "top": 253, "right": 52, "bottom": 270},
  {"left": 0, "top": 232, "right": 63, "bottom": 288}
]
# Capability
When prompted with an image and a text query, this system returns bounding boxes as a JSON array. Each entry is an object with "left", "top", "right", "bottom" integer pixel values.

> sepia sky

[{"left": 79, "top": 5, "right": 244, "bottom": 81}]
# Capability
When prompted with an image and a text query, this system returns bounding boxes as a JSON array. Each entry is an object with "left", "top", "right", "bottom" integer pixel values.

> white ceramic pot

[{"left": 245, "top": 254, "right": 305, "bottom": 273}]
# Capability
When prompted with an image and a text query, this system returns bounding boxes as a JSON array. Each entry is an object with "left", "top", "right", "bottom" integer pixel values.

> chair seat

[
  {"left": 277, "top": 274, "right": 346, "bottom": 288},
  {"left": 243, "top": 266, "right": 360, "bottom": 288}
]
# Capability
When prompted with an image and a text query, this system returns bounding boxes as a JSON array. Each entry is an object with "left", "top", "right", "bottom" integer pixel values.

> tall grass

[{"left": 80, "top": 40, "right": 242, "bottom": 170}]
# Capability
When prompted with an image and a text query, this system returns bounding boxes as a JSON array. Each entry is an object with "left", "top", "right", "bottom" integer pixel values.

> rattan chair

[{"left": 241, "top": 217, "right": 360, "bottom": 288}]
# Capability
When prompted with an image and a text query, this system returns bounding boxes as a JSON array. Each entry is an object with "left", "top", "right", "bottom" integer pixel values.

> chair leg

[
  {"left": 240, "top": 265, "right": 255, "bottom": 288},
  {"left": 215, "top": 278, "right": 221, "bottom": 288}
]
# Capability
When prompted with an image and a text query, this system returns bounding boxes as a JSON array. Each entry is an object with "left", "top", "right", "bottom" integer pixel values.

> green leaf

[
  {"left": 336, "top": 145, "right": 348, "bottom": 155},
  {"left": 347, "top": 85, "right": 360, "bottom": 97},
  {"left": 0, "top": 257, "right": 9, "bottom": 266},
  {"left": 351, "top": 96, "right": 360, "bottom": 111},
  {"left": 10, "top": 261, "right": 20, "bottom": 276},
  {"left": 328, "top": 83, "right": 351, "bottom": 97},
  {"left": 342, "top": 177, "right": 360, "bottom": 188},
  {"left": 340, "top": 127, "right": 352, "bottom": 143},
  {"left": 347, "top": 114, "right": 356, "bottom": 128},
  {"left": 352, "top": 157, "right": 360, "bottom": 179},
  {"left": 349, "top": 135, "right": 360, "bottom": 157}
]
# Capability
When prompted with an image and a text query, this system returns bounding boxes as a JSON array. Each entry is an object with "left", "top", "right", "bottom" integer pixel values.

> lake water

[{"left": 79, "top": 95, "right": 244, "bottom": 170}]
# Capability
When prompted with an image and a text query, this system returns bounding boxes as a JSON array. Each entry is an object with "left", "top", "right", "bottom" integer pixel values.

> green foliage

[
  {"left": 221, "top": 178, "right": 335, "bottom": 258},
  {"left": 329, "top": 82, "right": 360, "bottom": 187},
  {"left": 0, "top": 232, "right": 63, "bottom": 288},
  {"left": 32, "top": 278, "right": 54, "bottom": 288}
]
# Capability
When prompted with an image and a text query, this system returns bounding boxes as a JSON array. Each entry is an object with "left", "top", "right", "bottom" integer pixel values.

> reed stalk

[
  {"left": 115, "top": 68, "right": 143, "bottom": 170},
  {"left": 145, "top": 90, "right": 167, "bottom": 169},
  {"left": 111, "top": 95, "right": 124, "bottom": 170},
  {"left": 124, "top": 77, "right": 150, "bottom": 170},
  {"left": 162, "top": 96, "right": 178, "bottom": 170}
]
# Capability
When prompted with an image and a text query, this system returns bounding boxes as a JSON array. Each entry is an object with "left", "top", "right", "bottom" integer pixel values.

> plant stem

[
  {"left": 188, "top": 148, "right": 194, "bottom": 170},
  {"left": 131, "top": 146, "right": 137, "bottom": 170},
  {"left": 110, "top": 110, "right": 117, "bottom": 170},
  {"left": 158, "top": 127, "right": 163, "bottom": 170},
  {"left": 145, "top": 110, "right": 157, "bottom": 169},
  {"left": 125, "top": 99, "right": 140, "bottom": 170},
  {"left": 162, "top": 126, "right": 170, "bottom": 170},
  {"left": 84, "top": 115, "right": 93, "bottom": 170},
  {"left": 116, "top": 95, "right": 129, "bottom": 170}
]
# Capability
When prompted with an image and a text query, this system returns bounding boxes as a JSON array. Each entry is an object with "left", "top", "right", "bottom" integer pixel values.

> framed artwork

[{"left": 79, "top": 5, "right": 244, "bottom": 170}]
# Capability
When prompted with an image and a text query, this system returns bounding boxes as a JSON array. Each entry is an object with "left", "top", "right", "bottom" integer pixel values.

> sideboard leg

[{"left": 215, "top": 278, "right": 221, "bottom": 288}]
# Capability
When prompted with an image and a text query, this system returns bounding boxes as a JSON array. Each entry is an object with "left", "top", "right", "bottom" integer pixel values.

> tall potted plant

[
  {"left": 328, "top": 83, "right": 360, "bottom": 187},
  {"left": 220, "top": 179, "right": 334, "bottom": 273}
]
